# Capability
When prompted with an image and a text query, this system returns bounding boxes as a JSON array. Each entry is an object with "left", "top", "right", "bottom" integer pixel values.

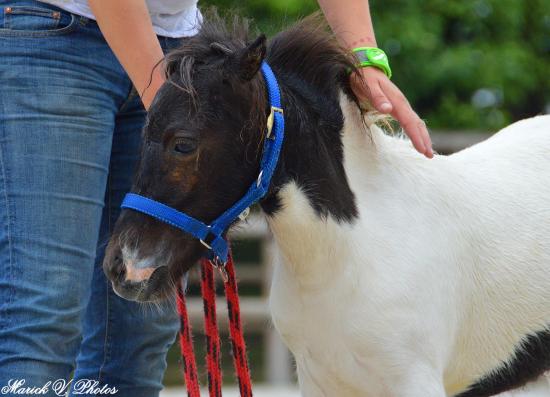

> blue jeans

[{"left": 0, "top": 1, "right": 181, "bottom": 395}]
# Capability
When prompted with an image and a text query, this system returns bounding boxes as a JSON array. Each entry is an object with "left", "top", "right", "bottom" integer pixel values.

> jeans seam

[
  {"left": 0, "top": 102, "right": 15, "bottom": 333},
  {"left": 97, "top": 166, "right": 113, "bottom": 383},
  {"left": 108, "top": 165, "right": 112, "bottom": 233},
  {"left": 97, "top": 278, "right": 113, "bottom": 384},
  {"left": 118, "top": 86, "right": 140, "bottom": 113}
]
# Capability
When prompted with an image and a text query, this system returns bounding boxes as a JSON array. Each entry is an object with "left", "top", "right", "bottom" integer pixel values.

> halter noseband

[{"left": 120, "top": 61, "right": 284, "bottom": 265}]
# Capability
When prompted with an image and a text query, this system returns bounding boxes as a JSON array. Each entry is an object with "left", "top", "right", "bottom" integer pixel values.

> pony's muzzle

[
  {"left": 103, "top": 244, "right": 170, "bottom": 302},
  {"left": 109, "top": 266, "right": 170, "bottom": 302}
]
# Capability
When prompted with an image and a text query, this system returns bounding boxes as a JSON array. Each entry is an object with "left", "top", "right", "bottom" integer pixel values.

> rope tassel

[{"left": 176, "top": 251, "right": 253, "bottom": 397}]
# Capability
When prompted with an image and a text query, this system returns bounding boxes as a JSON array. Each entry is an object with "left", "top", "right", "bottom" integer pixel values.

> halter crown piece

[{"left": 121, "top": 61, "right": 285, "bottom": 266}]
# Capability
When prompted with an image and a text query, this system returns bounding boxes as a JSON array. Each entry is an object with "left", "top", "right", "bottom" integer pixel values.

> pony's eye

[{"left": 173, "top": 138, "right": 197, "bottom": 155}]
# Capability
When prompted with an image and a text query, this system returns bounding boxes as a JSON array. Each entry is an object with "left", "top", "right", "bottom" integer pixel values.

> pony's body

[
  {"left": 103, "top": 13, "right": 550, "bottom": 397},
  {"left": 267, "top": 96, "right": 550, "bottom": 396}
]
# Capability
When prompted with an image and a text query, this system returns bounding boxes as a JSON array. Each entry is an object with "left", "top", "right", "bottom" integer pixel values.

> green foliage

[
  {"left": 200, "top": 0, "right": 550, "bottom": 131},
  {"left": 370, "top": 0, "right": 550, "bottom": 130},
  {"left": 200, "top": 0, "right": 318, "bottom": 35}
]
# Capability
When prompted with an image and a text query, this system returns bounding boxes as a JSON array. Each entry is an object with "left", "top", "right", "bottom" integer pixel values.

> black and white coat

[
  {"left": 266, "top": 94, "right": 550, "bottom": 396},
  {"left": 104, "top": 13, "right": 550, "bottom": 396}
]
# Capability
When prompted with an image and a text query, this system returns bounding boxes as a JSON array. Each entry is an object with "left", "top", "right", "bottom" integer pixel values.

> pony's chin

[
  {"left": 110, "top": 266, "right": 173, "bottom": 303},
  {"left": 111, "top": 282, "right": 169, "bottom": 303}
]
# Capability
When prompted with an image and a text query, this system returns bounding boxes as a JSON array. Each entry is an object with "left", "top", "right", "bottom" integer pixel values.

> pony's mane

[
  {"left": 163, "top": 10, "right": 357, "bottom": 100},
  {"left": 267, "top": 13, "right": 357, "bottom": 96},
  {"left": 163, "top": 11, "right": 250, "bottom": 97}
]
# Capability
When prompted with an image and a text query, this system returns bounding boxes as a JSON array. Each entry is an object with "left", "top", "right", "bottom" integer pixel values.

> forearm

[
  {"left": 318, "top": 0, "right": 433, "bottom": 158},
  {"left": 88, "top": 0, "right": 164, "bottom": 109},
  {"left": 317, "top": 0, "right": 377, "bottom": 49}
]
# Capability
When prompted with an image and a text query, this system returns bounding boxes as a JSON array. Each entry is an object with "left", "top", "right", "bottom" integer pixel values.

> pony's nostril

[
  {"left": 105, "top": 254, "right": 126, "bottom": 282},
  {"left": 113, "top": 255, "right": 122, "bottom": 267}
]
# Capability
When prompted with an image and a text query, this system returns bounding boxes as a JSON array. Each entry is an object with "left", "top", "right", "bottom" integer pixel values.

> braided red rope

[
  {"left": 201, "top": 260, "right": 223, "bottom": 397},
  {"left": 176, "top": 251, "right": 253, "bottom": 397},
  {"left": 224, "top": 258, "right": 253, "bottom": 397},
  {"left": 176, "top": 282, "right": 201, "bottom": 397}
]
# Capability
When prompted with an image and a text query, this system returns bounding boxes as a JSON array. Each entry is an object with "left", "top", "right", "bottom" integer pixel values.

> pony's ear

[{"left": 235, "top": 34, "right": 266, "bottom": 81}]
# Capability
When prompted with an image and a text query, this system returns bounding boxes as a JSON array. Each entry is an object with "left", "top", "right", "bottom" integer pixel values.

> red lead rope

[
  {"left": 176, "top": 252, "right": 253, "bottom": 397},
  {"left": 175, "top": 283, "right": 201, "bottom": 397},
  {"left": 223, "top": 258, "right": 253, "bottom": 397}
]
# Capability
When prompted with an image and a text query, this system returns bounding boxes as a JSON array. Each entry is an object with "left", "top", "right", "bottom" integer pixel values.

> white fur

[
  {"left": 266, "top": 94, "right": 550, "bottom": 397},
  {"left": 120, "top": 239, "right": 171, "bottom": 283}
]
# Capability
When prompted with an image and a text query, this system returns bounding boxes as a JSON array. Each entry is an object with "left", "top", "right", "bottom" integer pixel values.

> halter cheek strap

[{"left": 120, "top": 61, "right": 285, "bottom": 264}]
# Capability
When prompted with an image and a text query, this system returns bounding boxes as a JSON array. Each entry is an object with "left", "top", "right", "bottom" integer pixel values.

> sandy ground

[
  {"left": 161, "top": 375, "right": 550, "bottom": 396},
  {"left": 160, "top": 385, "right": 300, "bottom": 397},
  {"left": 160, "top": 383, "right": 550, "bottom": 396}
]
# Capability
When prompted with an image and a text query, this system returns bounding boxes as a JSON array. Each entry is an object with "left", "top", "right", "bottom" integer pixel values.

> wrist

[{"left": 348, "top": 36, "right": 377, "bottom": 49}]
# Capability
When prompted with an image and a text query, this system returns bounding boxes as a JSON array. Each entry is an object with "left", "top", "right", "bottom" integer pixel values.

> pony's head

[{"left": 103, "top": 12, "right": 358, "bottom": 302}]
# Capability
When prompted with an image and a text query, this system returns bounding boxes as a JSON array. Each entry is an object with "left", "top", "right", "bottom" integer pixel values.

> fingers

[
  {"left": 351, "top": 69, "right": 393, "bottom": 113},
  {"left": 421, "top": 121, "right": 433, "bottom": 158},
  {"left": 404, "top": 119, "right": 433, "bottom": 158},
  {"left": 379, "top": 78, "right": 433, "bottom": 158},
  {"left": 367, "top": 80, "right": 393, "bottom": 114},
  {"left": 351, "top": 68, "right": 433, "bottom": 158}
]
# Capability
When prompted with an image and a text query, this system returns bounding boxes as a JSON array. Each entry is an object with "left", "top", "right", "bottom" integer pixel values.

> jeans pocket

[{"left": 0, "top": 5, "right": 77, "bottom": 37}]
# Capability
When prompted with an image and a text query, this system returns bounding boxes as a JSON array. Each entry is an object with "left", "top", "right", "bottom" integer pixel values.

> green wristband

[{"left": 352, "top": 47, "right": 392, "bottom": 79}]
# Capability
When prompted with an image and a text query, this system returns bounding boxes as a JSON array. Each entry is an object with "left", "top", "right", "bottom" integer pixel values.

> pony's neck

[
  {"left": 260, "top": 73, "right": 372, "bottom": 286},
  {"left": 260, "top": 72, "right": 359, "bottom": 222},
  {"left": 262, "top": 88, "right": 435, "bottom": 286}
]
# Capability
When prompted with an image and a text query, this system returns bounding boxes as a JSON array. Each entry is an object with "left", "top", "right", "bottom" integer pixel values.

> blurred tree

[
  {"left": 200, "top": 0, "right": 550, "bottom": 131},
  {"left": 370, "top": 0, "right": 550, "bottom": 130}
]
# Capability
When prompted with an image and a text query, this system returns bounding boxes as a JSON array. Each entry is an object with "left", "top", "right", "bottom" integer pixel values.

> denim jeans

[{"left": 0, "top": 1, "right": 182, "bottom": 396}]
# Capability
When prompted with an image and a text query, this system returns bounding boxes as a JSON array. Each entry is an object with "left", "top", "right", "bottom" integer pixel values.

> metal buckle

[
  {"left": 266, "top": 106, "right": 284, "bottom": 139},
  {"left": 256, "top": 170, "right": 263, "bottom": 187},
  {"left": 200, "top": 227, "right": 214, "bottom": 250},
  {"left": 238, "top": 207, "right": 250, "bottom": 222},
  {"left": 211, "top": 257, "right": 228, "bottom": 283},
  {"left": 199, "top": 239, "right": 212, "bottom": 249}
]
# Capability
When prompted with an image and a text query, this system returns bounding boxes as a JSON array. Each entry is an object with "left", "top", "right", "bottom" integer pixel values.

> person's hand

[{"left": 350, "top": 66, "right": 433, "bottom": 158}]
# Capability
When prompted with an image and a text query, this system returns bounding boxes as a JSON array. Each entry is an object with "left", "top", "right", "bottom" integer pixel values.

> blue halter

[{"left": 120, "top": 61, "right": 284, "bottom": 265}]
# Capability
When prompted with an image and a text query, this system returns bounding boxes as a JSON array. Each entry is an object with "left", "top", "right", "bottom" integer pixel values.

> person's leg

[
  {"left": 0, "top": 2, "right": 131, "bottom": 394},
  {"left": 71, "top": 90, "right": 180, "bottom": 396}
]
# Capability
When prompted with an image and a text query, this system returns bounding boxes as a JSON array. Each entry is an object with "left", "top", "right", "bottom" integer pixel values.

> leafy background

[{"left": 200, "top": 0, "right": 550, "bottom": 131}]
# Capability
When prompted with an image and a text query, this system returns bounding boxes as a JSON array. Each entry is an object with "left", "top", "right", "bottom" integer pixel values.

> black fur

[
  {"left": 261, "top": 15, "right": 359, "bottom": 221},
  {"left": 160, "top": 11, "right": 359, "bottom": 223},
  {"left": 105, "top": 11, "right": 359, "bottom": 295},
  {"left": 456, "top": 328, "right": 550, "bottom": 397}
]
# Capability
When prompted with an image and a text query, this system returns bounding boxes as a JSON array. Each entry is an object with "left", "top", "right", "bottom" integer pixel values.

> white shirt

[{"left": 38, "top": 0, "right": 201, "bottom": 38}]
